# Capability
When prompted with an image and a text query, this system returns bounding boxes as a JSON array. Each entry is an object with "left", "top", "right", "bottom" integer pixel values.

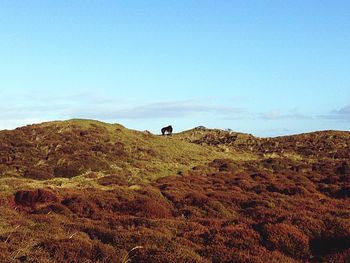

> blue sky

[{"left": 0, "top": 1, "right": 349, "bottom": 136}]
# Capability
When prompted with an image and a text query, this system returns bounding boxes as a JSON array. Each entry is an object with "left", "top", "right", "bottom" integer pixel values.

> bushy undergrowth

[
  {"left": 0, "top": 120, "right": 349, "bottom": 262},
  {"left": 1, "top": 157, "right": 349, "bottom": 262}
]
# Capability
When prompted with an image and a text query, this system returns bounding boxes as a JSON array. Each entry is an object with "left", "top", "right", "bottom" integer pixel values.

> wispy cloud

[
  {"left": 0, "top": 95, "right": 246, "bottom": 129},
  {"left": 2, "top": 91, "right": 346, "bottom": 135},
  {"left": 72, "top": 100, "right": 244, "bottom": 119},
  {"left": 0, "top": 92, "right": 313, "bottom": 126},
  {"left": 0, "top": 105, "right": 69, "bottom": 120},
  {"left": 259, "top": 108, "right": 310, "bottom": 120},
  {"left": 319, "top": 105, "right": 350, "bottom": 122}
]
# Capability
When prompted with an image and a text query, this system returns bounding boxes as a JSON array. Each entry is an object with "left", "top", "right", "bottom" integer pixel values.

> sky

[{"left": 0, "top": 0, "right": 349, "bottom": 136}]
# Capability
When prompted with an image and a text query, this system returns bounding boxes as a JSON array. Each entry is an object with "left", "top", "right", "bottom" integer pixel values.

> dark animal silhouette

[{"left": 161, "top": 125, "right": 173, "bottom": 136}]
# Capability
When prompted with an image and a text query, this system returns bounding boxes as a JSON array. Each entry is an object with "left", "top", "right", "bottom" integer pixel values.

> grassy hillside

[
  {"left": 0, "top": 120, "right": 349, "bottom": 262},
  {"left": 0, "top": 119, "right": 234, "bottom": 183}
]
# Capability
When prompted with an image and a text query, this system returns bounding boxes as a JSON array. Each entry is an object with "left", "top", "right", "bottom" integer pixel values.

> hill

[
  {"left": 0, "top": 120, "right": 349, "bottom": 262},
  {"left": 0, "top": 119, "right": 232, "bottom": 182}
]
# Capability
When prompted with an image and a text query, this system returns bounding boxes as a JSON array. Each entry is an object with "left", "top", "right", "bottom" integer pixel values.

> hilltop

[
  {"left": 0, "top": 119, "right": 232, "bottom": 182},
  {"left": 0, "top": 119, "right": 349, "bottom": 262}
]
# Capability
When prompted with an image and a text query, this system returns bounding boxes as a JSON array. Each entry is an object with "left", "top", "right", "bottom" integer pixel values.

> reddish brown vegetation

[
  {"left": 0, "top": 122, "right": 350, "bottom": 262},
  {"left": 14, "top": 189, "right": 58, "bottom": 211},
  {"left": 4, "top": 156, "right": 344, "bottom": 262},
  {"left": 0, "top": 122, "right": 128, "bottom": 180},
  {"left": 186, "top": 129, "right": 350, "bottom": 159},
  {"left": 37, "top": 238, "right": 119, "bottom": 262}
]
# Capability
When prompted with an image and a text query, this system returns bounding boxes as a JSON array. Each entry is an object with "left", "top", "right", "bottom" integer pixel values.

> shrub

[
  {"left": 61, "top": 196, "right": 98, "bottom": 219},
  {"left": 132, "top": 247, "right": 203, "bottom": 263},
  {"left": 120, "top": 198, "right": 173, "bottom": 219},
  {"left": 14, "top": 189, "right": 58, "bottom": 208},
  {"left": 260, "top": 223, "right": 310, "bottom": 259},
  {"left": 53, "top": 164, "right": 81, "bottom": 178},
  {"left": 37, "top": 238, "right": 119, "bottom": 262},
  {"left": 97, "top": 175, "right": 128, "bottom": 186},
  {"left": 23, "top": 167, "right": 53, "bottom": 180}
]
